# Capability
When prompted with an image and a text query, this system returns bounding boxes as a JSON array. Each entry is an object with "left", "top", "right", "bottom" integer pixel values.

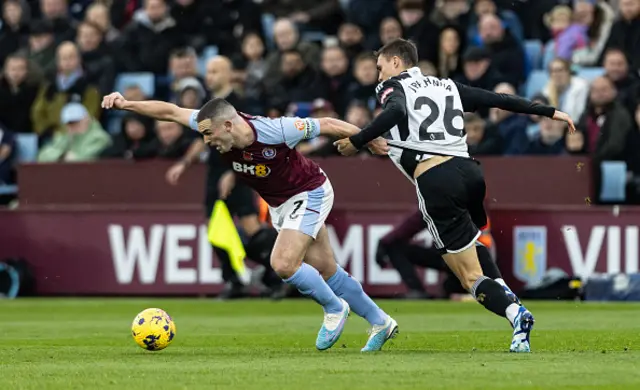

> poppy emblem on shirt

[
  {"left": 262, "top": 147, "right": 277, "bottom": 160},
  {"left": 294, "top": 119, "right": 307, "bottom": 131},
  {"left": 242, "top": 151, "right": 253, "bottom": 161},
  {"left": 379, "top": 87, "right": 394, "bottom": 104}
]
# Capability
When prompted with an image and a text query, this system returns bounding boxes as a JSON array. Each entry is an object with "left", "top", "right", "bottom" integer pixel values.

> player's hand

[
  {"left": 166, "top": 161, "right": 187, "bottom": 186},
  {"left": 218, "top": 171, "right": 236, "bottom": 200},
  {"left": 101, "top": 92, "right": 127, "bottom": 110},
  {"left": 553, "top": 110, "right": 577, "bottom": 134},
  {"left": 366, "top": 137, "right": 390, "bottom": 156},
  {"left": 333, "top": 138, "right": 358, "bottom": 156}
]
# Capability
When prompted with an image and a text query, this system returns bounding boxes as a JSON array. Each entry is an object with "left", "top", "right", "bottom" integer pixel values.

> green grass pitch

[{"left": 1, "top": 299, "right": 639, "bottom": 389}]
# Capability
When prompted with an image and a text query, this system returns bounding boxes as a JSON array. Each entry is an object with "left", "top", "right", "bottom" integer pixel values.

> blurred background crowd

[{"left": 0, "top": 0, "right": 639, "bottom": 203}]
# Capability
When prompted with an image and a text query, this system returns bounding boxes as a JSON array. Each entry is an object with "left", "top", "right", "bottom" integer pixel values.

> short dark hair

[
  {"left": 196, "top": 98, "right": 235, "bottom": 126},
  {"left": 375, "top": 38, "right": 419, "bottom": 67},
  {"left": 170, "top": 46, "right": 197, "bottom": 59},
  {"left": 354, "top": 52, "right": 376, "bottom": 66}
]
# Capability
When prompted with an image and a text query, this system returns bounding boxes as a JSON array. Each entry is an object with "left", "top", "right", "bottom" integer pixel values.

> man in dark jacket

[
  {"left": 604, "top": 0, "right": 640, "bottom": 71},
  {"left": 478, "top": 13, "right": 526, "bottom": 86},
  {"left": 76, "top": 21, "right": 116, "bottom": 95},
  {"left": 465, "top": 112, "right": 503, "bottom": 156},
  {"left": 116, "top": 0, "right": 183, "bottom": 74},
  {"left": 0, "top": 53, "right": 39, "bottom": 133}
]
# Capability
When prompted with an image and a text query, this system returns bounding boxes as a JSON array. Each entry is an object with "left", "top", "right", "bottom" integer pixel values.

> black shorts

[
  {"left": 205, "top": 179, "right": 258, "bottom": 219},
  {"left": 415, "top": 157, "right": 487, "bottom": 254}
]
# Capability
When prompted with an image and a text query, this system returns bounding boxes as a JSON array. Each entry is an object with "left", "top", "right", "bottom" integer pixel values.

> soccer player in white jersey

[
  {"left": 335, "top": 39, "right": 576, "bottom": 353},
  {"left": 101, "top": 92, "right": 398, "bottom": 352}
]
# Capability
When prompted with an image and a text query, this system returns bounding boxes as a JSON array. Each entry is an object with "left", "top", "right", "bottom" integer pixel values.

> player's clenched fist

[
  {"left": 334, "top": 138, "right": 358, "bottom": 156},
  {"left": 101, "top": 92, "right": 127, "bottom": 110}
]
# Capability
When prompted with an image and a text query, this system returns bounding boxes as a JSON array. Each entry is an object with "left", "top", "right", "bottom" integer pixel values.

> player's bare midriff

[{"left": 413, "top": 155, "right": 453, "bottom": 179}]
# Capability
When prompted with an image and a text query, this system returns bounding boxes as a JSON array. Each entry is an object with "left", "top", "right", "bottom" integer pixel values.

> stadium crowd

[{"left": 0, "top": 0, "right": 639, "bottom": 203}]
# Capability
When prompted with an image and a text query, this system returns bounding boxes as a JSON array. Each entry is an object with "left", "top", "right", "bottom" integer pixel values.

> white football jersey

[{"left": 376, "top": 67, "right": 469, "bottom": 181}]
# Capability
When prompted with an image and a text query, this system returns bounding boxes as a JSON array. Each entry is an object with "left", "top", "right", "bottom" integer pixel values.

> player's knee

[{"left": 270, "top": 251, "right": 301, "bottom": 279}]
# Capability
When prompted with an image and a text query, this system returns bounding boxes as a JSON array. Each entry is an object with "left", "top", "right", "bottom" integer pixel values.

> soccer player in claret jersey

[
  {"left": 101, "top": 92, "right": 398, "bottom": 352},
  {"left": 335, "top": 38, "right": 576, "bottom": 353}
]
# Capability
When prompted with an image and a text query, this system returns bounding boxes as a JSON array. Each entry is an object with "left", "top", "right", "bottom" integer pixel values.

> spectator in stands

[
  {"left": 379, "top": 17, "right": 404, "bottom": 46},
  {"left": 234, "top": 32, "right": 267, "bottom": 111},
  {"left": 175, "top": 77, "right": 205, "bottom": 109},
  {"left": 541, "top": 58, "right": 589, "bottom": 123},
  {"left": 489, "top": 82, "right": 529, "bottom": 155},
  {"left": 455, "top": 47, "right": 505, "bottom": 116},
  {"left": 418, "top": 59, "right": 438, "bottom": 76},
  {"left": 605, "top": 0, "right": 640, "bottom": 71},
  {"left": 526, "top": 93, "right": 551, "bottom": 139},
  {"left": 263, "top": 18, "right": 321, "bottom": 91},
  {"left": 27, "top": 20, "right": 57, "bottom": 79},
  {"left": 396, "top": 0, "right": 428, "bottom": 45},
  {"left": 577, "top": 76, "right": 633, "bottom": 162},
  {"left": 100, "top": 112, "right": 156, "bottom": 160},
  {"left": 267, "top": 49, "right": 324, "bottom": 115},
  {"left": 572, "top": 0, "right": 616, "bottom": 67},
  {"left": 478, "top": 13, "right": 526, "bottom": 86},
  {"left": 0, "top": 125, "right": 16, "bottom": 185},
  {"left": 625, "top": 102, "right": 640, "bottom": 204},
  {"left": 565, "top": 130, "right": 587, "bottom": 155},
  {"left": 170, "top": 0, "right": 207, "bottom": 51},
  {"left": 37, "top": 102, "right": 111, "bottom": 162},
  {"left": 0, "top": 53, "right": 39, "bottom": 134},
  {"left": 467, "top": 0, "right": 524, "bottom": 45},
  {"left": 0, "top": 0, "right": 30, "bottom": 66},
  {"left": 345, "top": 101, "right": 373, "bottom": 129},
  {"left": 76, "top": 21, "right": 116, "bottom": 95},
  {"left": 167, "top": 47, "right": 203, "bottom": 102},
  {"left": 347, "top": 53, "right": 379, "bottom": 111},
  {"left": 31, "top": 41, "right": 101, "bottom": 140},
  {"left": 84, "top": 2, "right": 119, "bottom": 43},
  {"left": 436, "top": 27, "right": 463, "bottom": 79},
  {"left": 203, "top": 56, "right": 244, "bottom": 108},
  {"left": 603, "top": 48, "right": 640, "bottom": 115},
  {"left": 116, "top": 0, "right": 183, "bottom": 75},
  {"left": 525, "top": 117, "right": 567, "bottom": 155},
  {"left": 544, "top": 5, "right": 589, "bottom": 63},
  {"left": 337, "top": 22, "right": 365, "bottom": 61},
  {"left": 465, "top": 112, "right": 503, "bottom": 156},
  {"left": 343, "top": 0, "right": 396, "bottom": 49},
  {"left": 319, "top": 46, "right": 353, "bottom": 118},
  {"left": 39, "top": 0, "right": 77, "bottom": 43},
  {"left": 262, "top": 0, "right": 343, "bottom": 34},
  {"left": 150, "top": 120, "right": 194, "bottom": 159}
]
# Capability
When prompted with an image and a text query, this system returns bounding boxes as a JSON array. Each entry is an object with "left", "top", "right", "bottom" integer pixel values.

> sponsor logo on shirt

[
  {"left": 294, "top": 118, "right": 316, "bottom": 140},
  {"left": 294, "top": 119, "right": 306, "bottom": 131},
  {"left": 232, "top": 162, "right": 271, "bottom": 178},
  {"left": 379, "top": 87, "right": 394, "bottom": 104},
  {"left": 262, "top": 147, "right": 277, "bottom": 160},
  {"left": 242, "top": 151, "right": 253, "bottom": 161}
]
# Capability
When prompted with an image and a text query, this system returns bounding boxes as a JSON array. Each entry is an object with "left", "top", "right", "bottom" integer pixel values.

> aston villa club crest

[
  {"left": 242, "top": 151, "right": 253, "bottom": 161},
  {"left": 262, "top": 147, "right": 276, "bottom": 160},
  {"left": 513, "top": 226, "right": 547, "bottom": 285}
]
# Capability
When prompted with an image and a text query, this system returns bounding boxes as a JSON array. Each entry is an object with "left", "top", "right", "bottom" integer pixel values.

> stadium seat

[
  {"left": 524, "top": 40, "right": 543, "bottom": 71},
  {"left": 577, "top": 67, "right": 605, "bottom": 83},
  {"left": 600, "top": 161, "right": 627, "bottom": 203},
  {"left": 198, "top": 45, "right": 219, "bottom": 75},
  {"left": 0, "top": 133, "right": 39, "bottom": 195},
  {"left": 525, "top": 70, "right": 549, "bottom": 98},
  {"left": 114, "top": 72, "right": 155, "bottom": 98},
  {"left": 14, "top": 133, "right": 38, "bottom": 163}
]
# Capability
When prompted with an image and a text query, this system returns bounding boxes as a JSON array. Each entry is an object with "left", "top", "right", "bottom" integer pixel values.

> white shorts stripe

[{"left": 415, "top": 184, "right": 444, "bottom": 249}]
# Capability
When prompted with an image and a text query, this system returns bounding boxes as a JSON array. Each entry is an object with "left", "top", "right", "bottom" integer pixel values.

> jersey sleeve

[
  {"left": 349, "top": 79, "right": 408, "bottom": 149},
  {"left": 376, "top": 78, "right": 406, "bottom": 109},
  {"left": 454, "top": 82, "right": 556, "bottom": 118},
  {"left": 279, "top": 117, "right": 321, "bottom": 148},
  {"left": 188, "top": 110, "right": 200, "bottom": 131}
]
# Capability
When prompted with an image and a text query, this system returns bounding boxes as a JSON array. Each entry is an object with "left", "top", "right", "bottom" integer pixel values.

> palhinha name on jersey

[{"left": 406, "top": 77, "right": 453, "bottom": 94}]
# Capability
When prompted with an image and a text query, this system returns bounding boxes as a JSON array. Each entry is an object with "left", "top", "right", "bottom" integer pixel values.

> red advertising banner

[
  {"left": 0, "top": 206, "right": 638, "bottom": 296},
  {"left": 492, "top": 206, "right": 640, "bottom": 291},
  {"left": 0, "top": 208, "right": 441, "bottom": 296}
]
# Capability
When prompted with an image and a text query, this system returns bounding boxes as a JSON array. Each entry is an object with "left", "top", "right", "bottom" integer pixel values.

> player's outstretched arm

[
  {"left": 101, "top": 92, "right": 196, "bottom": 128},
  {"left": 317, "top": 117, "right": 361, "bottom": 138},
  {"left": 455, "top": 82, "right": 576, "bottom": 133}
]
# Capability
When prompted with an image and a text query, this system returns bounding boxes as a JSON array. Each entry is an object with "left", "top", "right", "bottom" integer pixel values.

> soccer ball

[{"left": 131, "top": 308, "right": 176, "bottom": 351}]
